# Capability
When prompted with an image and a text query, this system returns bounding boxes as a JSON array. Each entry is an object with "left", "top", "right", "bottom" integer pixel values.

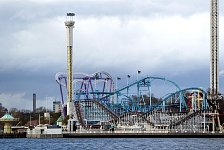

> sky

[{"left": 0, "top": 0, "right": 224, "bottom": 111}]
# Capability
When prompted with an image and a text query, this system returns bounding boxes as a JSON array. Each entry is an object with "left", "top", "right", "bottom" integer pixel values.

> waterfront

[{"left": 1, "top": 138, "right": 224, "bottom": 150}]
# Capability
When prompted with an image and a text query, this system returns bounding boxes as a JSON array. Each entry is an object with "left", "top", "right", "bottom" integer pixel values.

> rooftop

[
  {"left": 0, "top": 113, "right": 19, "bottom": 122},
  {"left": 1, "top": 113, "right": 14, "bottom": 119}
]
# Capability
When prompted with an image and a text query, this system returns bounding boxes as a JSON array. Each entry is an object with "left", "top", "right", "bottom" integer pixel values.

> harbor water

[{"left": 1, "top": 138, "right": 224, "bottom": 150}]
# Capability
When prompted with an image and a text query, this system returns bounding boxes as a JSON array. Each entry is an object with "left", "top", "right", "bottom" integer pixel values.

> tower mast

[
  {"left": 210, "top": 0, "right": 219, "bottom": 98},
  {"left": 65, "top": 13, "right": 75, "bottom": 117}
]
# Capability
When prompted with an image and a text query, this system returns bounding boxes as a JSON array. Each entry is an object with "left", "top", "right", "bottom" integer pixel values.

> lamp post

[
  {"left": 39, "top": 114, "right": 40, "bottom": 125},
  {"left": 29, "top": 113, "right": 32, "bottom": 126},
  {"left": 149, "top": 81, "right": 152, "bottom": 107},
  {"left": 137, "top": 70, "right": 141, "bottom": 104},
  {"left": 95, "top": 73, "right": 99, "bottom": 92},
  {"left": 38, "top": 114, "right": 44, "bottom": 125},
  {"left": 116, "top": 77, "right": 121, "bottom": 90},
  {"left": 116, "top": 77, "right": 121, "bottom": 104},
  {"left": 137, "top": 70, "right": 141, "bottom": 81},
  {"left": 127, "top": 75, "right": 130, "bottom": 97},
  {"left": 49, "top": 115, "right": 51, "bottom": 125}
]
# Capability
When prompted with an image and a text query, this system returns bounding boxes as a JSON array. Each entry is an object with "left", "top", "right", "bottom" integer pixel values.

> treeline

[{"left": 0, "top": 106, "right": 61, "bottom": 129}]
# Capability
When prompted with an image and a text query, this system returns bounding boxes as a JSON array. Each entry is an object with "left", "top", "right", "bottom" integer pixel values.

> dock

[
  {"left": 63, "top": 131, "right": 224, "bottom": 138},
  {"left": 2, "top": 131, "right": 224, "bottom": 138},
  {"left": 0, "top": 133, "right": 26, "bottom": 138}
]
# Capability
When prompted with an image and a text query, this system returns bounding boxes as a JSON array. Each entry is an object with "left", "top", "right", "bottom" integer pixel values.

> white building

[
  {"left": 53, "top": 101, "right": 61, "bottom": 113},
  {"left": 27, "top": 124, "right": 62, "bottom": 138}
]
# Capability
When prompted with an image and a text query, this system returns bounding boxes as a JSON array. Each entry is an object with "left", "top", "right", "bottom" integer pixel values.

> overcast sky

[{"left": 0, "top": 0, "right": 224, "bottom": 110}]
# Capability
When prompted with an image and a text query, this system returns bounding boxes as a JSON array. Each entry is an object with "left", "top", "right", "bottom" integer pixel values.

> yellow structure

[
  {"left": 65, "top": 13, "right": 75, "bottom": 117},
  {"left": 0, "top": 113, "right": 19, "bottom": 133}
]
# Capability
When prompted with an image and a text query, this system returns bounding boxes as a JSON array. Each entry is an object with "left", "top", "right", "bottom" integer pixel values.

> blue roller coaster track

[{"left": 56, "top": 72, "right": 209, "bottom": 118}]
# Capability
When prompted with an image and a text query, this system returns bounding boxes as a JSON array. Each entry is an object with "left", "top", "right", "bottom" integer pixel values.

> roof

[
  {"left": 56, "top": 116, "right": 63, "bottom": 122},
  {"left": 0, "top": 113, "right": 18, "bottom": 121},
  {"left": 1, "top": 113, "right": 14, "bottom": 119}
]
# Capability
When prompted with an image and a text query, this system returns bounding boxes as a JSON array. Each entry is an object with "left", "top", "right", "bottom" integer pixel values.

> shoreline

[
  {"left": 63, "top": 132, "right": 224, "bottom": 138},
  {"left": 0, "top": 133, "right": 26, "bottom": 138},
  {"left": 3, "top": 132, "right": 224, "bottom": 138}
]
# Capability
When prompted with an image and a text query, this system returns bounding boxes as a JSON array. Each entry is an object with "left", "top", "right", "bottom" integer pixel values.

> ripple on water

[{"left": 0, "top": 138, "right": 224, "bottom": 150}]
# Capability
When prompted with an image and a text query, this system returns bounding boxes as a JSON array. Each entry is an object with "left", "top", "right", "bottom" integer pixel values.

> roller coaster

[{"left": 55, "top": 71, "right": 220, "bottom": 132}]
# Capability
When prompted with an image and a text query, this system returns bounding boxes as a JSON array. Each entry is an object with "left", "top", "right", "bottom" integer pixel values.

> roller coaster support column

[{"left": 203, "top": 110, "right": 206, "bottom": 132}]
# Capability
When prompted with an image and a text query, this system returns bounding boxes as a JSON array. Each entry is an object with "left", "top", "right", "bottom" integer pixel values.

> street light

[
  {"left": 127, "top": 75, "right": 131, "bottom": 97},
  {"left": 38, "top": 114, "right": 44, "bottom": 125},
  {"left": 116, "top": 77, "right": 121, "bottom": 90},
  {"left": 29, "top": 113, "right": 32, "bottom": 126},
  {"left": 116, "top": 77, "right": 121, "bottom": 104},
  {"left": 127, "top": 75, "right": 130, "bottom": 86},
  {"left": 137, "top": 71, "right": 141, "bottom": 103},
  {"left": 137, "top": 70, "right": 141, "bottom": 81}
]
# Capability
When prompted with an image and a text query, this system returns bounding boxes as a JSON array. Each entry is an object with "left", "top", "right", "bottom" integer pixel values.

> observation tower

[
  {"left": 65, "top": 13, "right": 75, "bottom": 117},
  {"left": 210, "top": 0, "right": 219, "bottom": 98}
]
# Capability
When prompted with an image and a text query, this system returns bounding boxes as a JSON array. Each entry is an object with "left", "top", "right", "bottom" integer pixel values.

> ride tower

[
  {"left": 65, "top": 13, "right": 75, "bottom": 118},
  {"left": 210, "top": 0, "right": 219, "bottom": 98}
]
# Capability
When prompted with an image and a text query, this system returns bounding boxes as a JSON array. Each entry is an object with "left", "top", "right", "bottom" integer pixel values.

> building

[
  {"left": 27, "top": 124, "right": 62, "bottom": 138},
  {"left": 0, "top": 113, "right": 19, "bottom": 133},
  {"left": 53, "top": 101, "right": 61, "bottom": 113}
]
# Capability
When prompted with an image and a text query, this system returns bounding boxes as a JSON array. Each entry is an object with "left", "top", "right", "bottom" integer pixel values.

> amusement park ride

[{"left": 55, "top": 0, "right": 224, "bottom": 133}]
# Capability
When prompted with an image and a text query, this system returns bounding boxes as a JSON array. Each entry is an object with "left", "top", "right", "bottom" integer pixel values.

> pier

[
  {"left": 0, "top": 133, "right": 26, "bottom": 139},
  {"left": 63, "top": 132, "right": 224, "bottom": 138}
]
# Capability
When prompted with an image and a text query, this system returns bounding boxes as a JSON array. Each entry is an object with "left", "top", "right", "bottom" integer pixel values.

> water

[{"left": 0, "top": 138, "right": 224, "bottom": 150}]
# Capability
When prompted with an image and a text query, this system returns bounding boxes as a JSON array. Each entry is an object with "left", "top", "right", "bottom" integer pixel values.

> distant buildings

[{"left": 53, "top": 101, "right": 61, "bottom": 113}]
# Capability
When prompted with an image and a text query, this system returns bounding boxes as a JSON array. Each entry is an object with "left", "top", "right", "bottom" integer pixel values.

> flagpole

[
  {"left": 137, "top": 70, "right": 141, "bottom": 110},
  {"left": 116, "top": 77, "right": 121, "bottom": 104},
  {"left": 127, "top": 75, "right": 130, "bottom": 97}
]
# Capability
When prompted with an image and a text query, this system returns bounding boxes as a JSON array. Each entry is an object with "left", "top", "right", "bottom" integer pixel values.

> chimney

[{"left": 33, "top": 93, "right": 36, "bottom": 113}]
